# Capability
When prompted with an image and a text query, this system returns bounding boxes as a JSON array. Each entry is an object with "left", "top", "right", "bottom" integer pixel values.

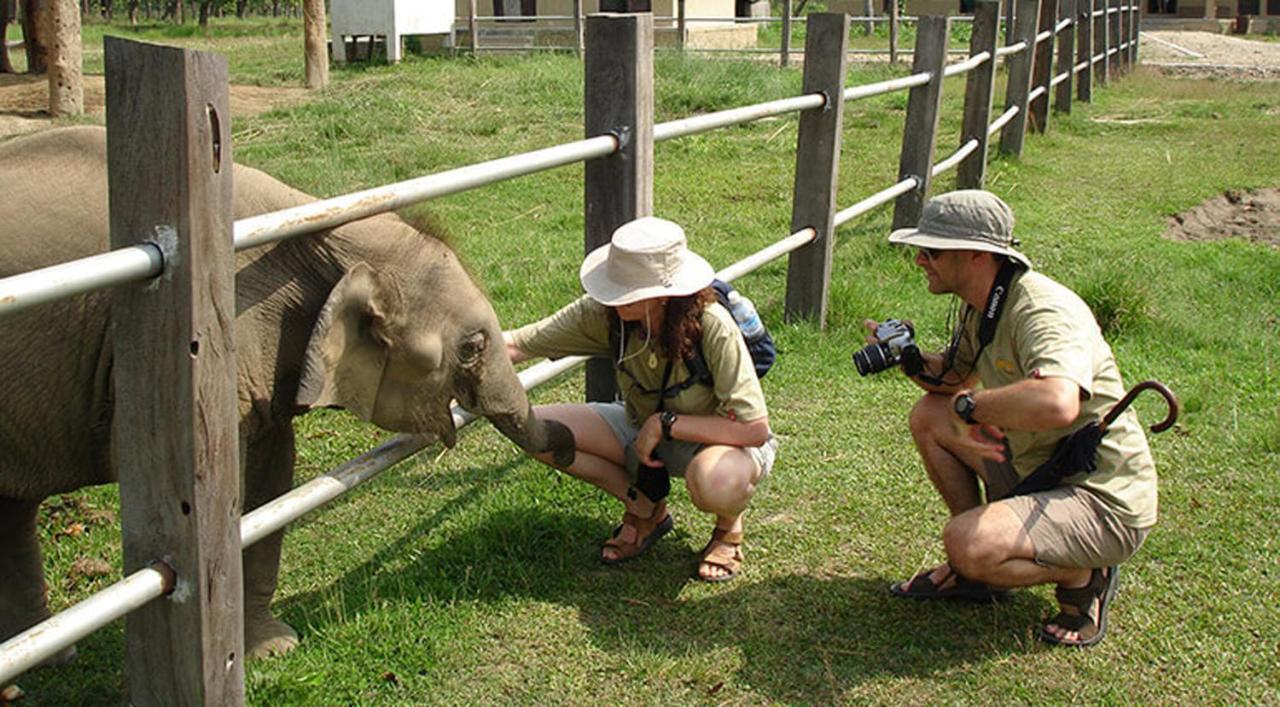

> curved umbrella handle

[{"left": 1101, "top": 380, "right": 1180, "bottom": 433}]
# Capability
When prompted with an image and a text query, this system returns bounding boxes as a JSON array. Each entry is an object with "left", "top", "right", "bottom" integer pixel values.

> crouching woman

[{"left": 504, "top": 217, "right": 778, "bottom": 582}]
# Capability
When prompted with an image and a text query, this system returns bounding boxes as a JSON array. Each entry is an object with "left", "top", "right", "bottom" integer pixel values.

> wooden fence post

[
  {"left": 583, "top": 13, "right": 654, "bottom": 401},
  {"left": 574, "top": 0, "right": 583, "bottom": 57},
  {"left": 678, "top": 0, "right": 686, "bottom": 53},
  {"left": 1028, "top": 0, "right": 1057, "bottom": 133},
  {"left": 783, "top": 12, "right": 849, "bottom": 326},
  {"left": 781, "top": 0, "right": 793, "bottom": 67},
  {"left": 104, "top": 37, "right": 242, "bottom": 706},
  {"left": 890, "top": 14, "right": 949, "bottom": 230},
  {"left": 1110, "top": 0, "right": 1121, "bottom": 76},
  {"left": 469, "top": 0, "right": 479, "bottom": 55},
  {"left": 1053, "top": 0, "right": 1074, "bottom": 114},
  {"left": 957, "top": 0, "right": 1000, "bottom": 189},
  {"left": 1075, "top": 0, "right": 1092, "bottom": 102},
  {"left": 303, "top": 0, "right": 327, "bottom": 89},
  {"left": 889, "top": 0, "right": 899, "bottom": 63},
  {"left": 1130, "top": 0, "right": 1139, "bottom": 65},
  {"left": 1115, "top": 0, "right": 1126, "bottom": 74},
  {"left": 1097, "top": 0, "right": 1108, "bottom": 86},
  {"left": 998, "top": 0, "right": 1040, "bottom": 156}
]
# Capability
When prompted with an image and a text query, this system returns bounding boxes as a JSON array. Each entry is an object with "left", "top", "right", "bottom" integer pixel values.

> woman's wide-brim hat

[
  {"left": 580, "top": 217, "right": 715, "bottom": 307},
  {"left": 888, "top": 189, "right": 1032, "bottom": 269}
]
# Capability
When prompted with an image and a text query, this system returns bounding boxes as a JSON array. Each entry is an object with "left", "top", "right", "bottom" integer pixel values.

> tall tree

[
  {"left": 19, "top": 0, "right": 47, "bottom": 74},
  {"left": 303, "top": 0, "right": 326, "bottom": 88}
]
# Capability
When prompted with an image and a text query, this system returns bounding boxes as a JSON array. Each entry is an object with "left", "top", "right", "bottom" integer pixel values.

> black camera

[{"left": 853, "top": 319, "right": 925, "bottom": 376}]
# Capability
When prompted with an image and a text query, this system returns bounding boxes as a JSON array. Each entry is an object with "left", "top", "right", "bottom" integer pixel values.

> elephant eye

[{"left": 458, "top": 331, "right": 487, "bottom": 366}]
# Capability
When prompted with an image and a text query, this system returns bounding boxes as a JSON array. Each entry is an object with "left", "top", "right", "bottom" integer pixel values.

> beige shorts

[
  {"left": 587, "top": 401, "right": 778, "bottom": 480},
  {"left": 985, "top": 460, "right": 1149, "bottom": 569}
]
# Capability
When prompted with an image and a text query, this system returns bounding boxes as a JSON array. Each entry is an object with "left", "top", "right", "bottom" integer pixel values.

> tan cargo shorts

[
  {"left": 588, "top": 401, "right": 778, "bottom": 480},
  {"left": 984, "top": 460, "right": 1149, "bottom": 569}
]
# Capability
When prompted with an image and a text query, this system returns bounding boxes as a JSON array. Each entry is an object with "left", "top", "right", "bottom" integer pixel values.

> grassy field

[{"left": 5, "top": 16, "right": 1280, "bottom": 706}]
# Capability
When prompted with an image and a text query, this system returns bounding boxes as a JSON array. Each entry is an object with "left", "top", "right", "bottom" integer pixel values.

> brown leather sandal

[
  {"left": 600, "top": 500, "right": 672, "bottom": 565},
  {"left": 697, "top": 526, "right": 743, "bottom": 583},
  {"left": 890, "top": 563, "right": 1011, "bottom": 603},
  {"left": 1038, "top": 565, "right": 1119, "bottom": 648}
]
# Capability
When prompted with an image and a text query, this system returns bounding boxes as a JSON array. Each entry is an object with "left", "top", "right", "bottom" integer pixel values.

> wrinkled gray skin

[{"left": 0, "top": 127, "right": 573, "bottom": 663}]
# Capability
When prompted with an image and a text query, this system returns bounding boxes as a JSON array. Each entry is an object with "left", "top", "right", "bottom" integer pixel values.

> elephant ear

[{"left": 296, "top": 262, "right": 403, "bottom": 420}]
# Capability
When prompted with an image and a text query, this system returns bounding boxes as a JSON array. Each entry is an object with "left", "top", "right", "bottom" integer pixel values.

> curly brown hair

[
  {"left": 607, "top": 287, "right": 717, "bottom": 364},
  {"left": 660, "top": 287, "right": 717, "bottom": 361}
]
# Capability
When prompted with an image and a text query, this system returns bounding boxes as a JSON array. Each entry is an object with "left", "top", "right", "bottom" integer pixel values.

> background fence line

[{"left": 0, "top": 3, "right": 1138, "bottom": 697}]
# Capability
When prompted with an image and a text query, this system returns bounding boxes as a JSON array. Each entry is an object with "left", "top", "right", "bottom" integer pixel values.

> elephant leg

[
  {"left": 241, "top": 426, "right": 298, "bottom": 659},
  {"left": 0, "top": 497, "right": 77, "bottom": 666}
]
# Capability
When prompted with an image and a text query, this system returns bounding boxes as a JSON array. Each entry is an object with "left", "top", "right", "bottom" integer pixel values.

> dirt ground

[
  {"left": 0, "top": 73, "right": 307, "bottom": 140},
  {"left": 1139, "top": 30, "right": 1280, "bottom": 79},
  {"left": 1163, "top": 188, "right": 1280, "bottom": 248}
]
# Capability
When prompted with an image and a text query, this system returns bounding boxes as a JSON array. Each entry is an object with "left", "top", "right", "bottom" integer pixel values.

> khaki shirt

[
  {"left": 949, "top": 271, "right": 1157, "bottom": 528},
  {"left": 509, "top": 295, "right": 769, "bottom": 428}
]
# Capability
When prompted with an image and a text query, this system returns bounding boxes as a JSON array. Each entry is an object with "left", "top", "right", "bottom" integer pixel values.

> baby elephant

[{"left": 0, "top": 127, "right": 572, "bottom": 662}]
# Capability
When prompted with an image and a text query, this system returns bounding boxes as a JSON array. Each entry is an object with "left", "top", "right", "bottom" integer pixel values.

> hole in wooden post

[
  {"left": 181, "top": 501, "right": 191, "bottom": 515},
  {"left": 226, "top": 652, "right": 236, "bottom": 672},
  {"left": 207, "top": 104, "right": 222, "bottom": 174},
  {"left": 190, "top": 340, "right": 199, "bottom": 357}
]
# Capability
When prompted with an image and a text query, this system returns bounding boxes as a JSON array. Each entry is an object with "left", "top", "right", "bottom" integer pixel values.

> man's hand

[
  {"left": 960, "top": 422, "right": 1008, "bottom": 463},
  {"left": 634, "top": 413, "right": 665, "bottom": 467}
]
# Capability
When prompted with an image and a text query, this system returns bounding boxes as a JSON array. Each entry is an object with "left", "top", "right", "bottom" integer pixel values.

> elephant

[{"left": 0, "top": 126, "right": 574, "bottom": 664}]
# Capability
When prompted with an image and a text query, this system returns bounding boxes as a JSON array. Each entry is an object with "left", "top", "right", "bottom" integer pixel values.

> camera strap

[{"left": 918, "top": 259, "right": 1021, "bottom": 387}]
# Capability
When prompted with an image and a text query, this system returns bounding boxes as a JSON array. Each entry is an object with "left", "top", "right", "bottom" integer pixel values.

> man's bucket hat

[
  {"left": 580, "top": 217, "right": 715, "bottom": 306},
  {"left": 888, "top": 190, "right": 1032, "bottom": 269}
]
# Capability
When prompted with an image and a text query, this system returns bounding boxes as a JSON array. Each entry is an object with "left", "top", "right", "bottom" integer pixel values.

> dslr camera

[{"left": 853, "top": 319, "right": 925, "bottom": 377}]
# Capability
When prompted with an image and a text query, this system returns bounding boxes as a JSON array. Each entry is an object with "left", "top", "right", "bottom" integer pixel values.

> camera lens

[{"left": 853, "top": 343, "right": 892, "bottom": 376}]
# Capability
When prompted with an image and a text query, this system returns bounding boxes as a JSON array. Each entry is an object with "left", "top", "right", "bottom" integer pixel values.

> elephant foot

[{"left": 245, "top": 615, "right": 298, "bottom": 659}]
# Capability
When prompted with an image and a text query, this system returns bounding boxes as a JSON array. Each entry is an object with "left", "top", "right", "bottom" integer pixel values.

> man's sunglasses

[{"left": 917, "top": 247, "right": 944, "bottom": 261}]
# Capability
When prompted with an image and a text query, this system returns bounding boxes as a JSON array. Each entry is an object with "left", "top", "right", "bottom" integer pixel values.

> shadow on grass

[{"left": 277, "top": 504, "right": 1055, "bottom": 701}]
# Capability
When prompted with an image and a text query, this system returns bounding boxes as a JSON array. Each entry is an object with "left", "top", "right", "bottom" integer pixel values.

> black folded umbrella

[{"left": 997, "top": 381, "right": 1179, "bottom": 500}]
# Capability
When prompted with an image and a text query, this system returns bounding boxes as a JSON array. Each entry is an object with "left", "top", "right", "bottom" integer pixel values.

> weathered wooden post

[
  {"left": 1096, "top": 0, "right": 1108, "bottom": 86},
  {"left": 957, "top": 0, "right": 1000, "bottom": 189},
  {"left": 1028, "top": 0, "right": 1057, "bottom": 133},
  {"left": 583, "top": 13, "right": 654, "bottom": 401},
  {"left": 574, "top": 0, "right": 583, "bottom": 57},
  {"left": 677, "top": 0, "right": 687, "bottom": 53},
  {"left": 1119, "top": 0, "right": 1131, "bottom": 72},
  {"left": 469, "top": 0, "right": 480, "bottom": 55},
  {"left": 303, "top": 0, "right": 327, "bottom": 89},
  {"left": 781, "top": 0, "right": 793, "bottom": 67},
  {"left": 889, "top": 0, "right": 899, "bottom": 63},
  {"left": 783, "top": 12, "right": 849, "bottom": 326},
  {"left": 47, "top": 0, "right": 83, "bottom": 117},
  {"left": 890, "top": 14, "right": 949, "bottom": 230},
  {"left": 1053, "top": 0, "right": 1074, "bottom": 114},
  {"left": 1130, "top": 0, "right": 1139, "bottom": 65},
  {"left": 1110, "top": 0, "right": 1121, "bottom": 76},
  {"left": 1076, "top": 0, "right": 1092, "bottom": 102},
  {"left": 998, "top": 0, "right": 1040, "bottom": 156},
  {"left": 104, "top": 37, "right": 243, "bottom": 706}
]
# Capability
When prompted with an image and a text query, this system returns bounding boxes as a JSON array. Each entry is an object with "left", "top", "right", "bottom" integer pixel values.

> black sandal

[
  {"left": 1038, "top": 565, "right": 1119, "bottom": 648},
  {"left": 889, "top": 564, "right": 1010, "bottom": 603}
]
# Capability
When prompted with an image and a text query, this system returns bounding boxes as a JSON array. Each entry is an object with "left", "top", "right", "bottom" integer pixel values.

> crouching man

[{"left": 873, "top": 190, "right": 1157, "bottom": 647}]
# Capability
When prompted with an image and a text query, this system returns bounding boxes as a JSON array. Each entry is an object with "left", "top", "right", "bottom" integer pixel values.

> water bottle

[{"left": 727, "top": 290, "right": 766, "bottom": 343}]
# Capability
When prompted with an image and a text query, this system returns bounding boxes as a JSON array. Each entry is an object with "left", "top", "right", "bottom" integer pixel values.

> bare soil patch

[
  {"left": 1141, "top": 30, "right": 1280, "bottom": 79},
  {"left": 0, "top": 73, "right": 309, "bottom": 139},
  {"left": 1164, "top": 188, "right": 1280, "bottom": 248}
]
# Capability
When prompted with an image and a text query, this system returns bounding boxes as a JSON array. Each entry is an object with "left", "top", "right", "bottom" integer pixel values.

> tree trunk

[
  {"left": 272, "top": 0, "right": 279, "bottom": 16},
  {"left": 19, "top": 0, "right": 46, "bottom": 74},
  {"left": 303, "top": 0, "right": 327, "bottom": 89},
  {"left": 0, "top": 0, "right": 14, "bottom": 73},
  {"left": 198, "top": 0, "right": 210, "bottom": 25},
  {"left": 48, "top": 0, "right": 82, "bottom": 117},
  {"left": 236, "top": 0, "right": 246, "bottom": 18},
  {"left": 129, "top": 0, "right": 138, "bottom": 24}
]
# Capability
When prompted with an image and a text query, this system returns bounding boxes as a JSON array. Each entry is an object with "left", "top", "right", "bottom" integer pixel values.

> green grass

[{"left": 8, "top": 17, "right": 1280, "bottom": 706}]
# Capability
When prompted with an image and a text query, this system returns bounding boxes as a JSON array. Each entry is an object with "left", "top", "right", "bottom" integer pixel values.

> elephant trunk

[{"left": 487, "top": 406, "right": 576, "bottom": 469}]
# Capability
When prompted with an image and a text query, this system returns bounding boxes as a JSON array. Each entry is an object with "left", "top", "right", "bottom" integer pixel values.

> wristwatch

[
  {"left": 659, "top": 411, "right": 678, "bottom": 441},
  {"left": 953, "top": 391, "right": 978, "bottom": 424}
]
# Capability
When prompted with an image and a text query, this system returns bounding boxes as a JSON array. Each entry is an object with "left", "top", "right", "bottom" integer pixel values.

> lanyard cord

[{"left": 916, "top": 260, "right": 1022, "bottom": 387}]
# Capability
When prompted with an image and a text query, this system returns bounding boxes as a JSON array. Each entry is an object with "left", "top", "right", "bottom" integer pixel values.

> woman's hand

[{"left": 634, "top": 413, "right": 666, "bottom": 467}]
